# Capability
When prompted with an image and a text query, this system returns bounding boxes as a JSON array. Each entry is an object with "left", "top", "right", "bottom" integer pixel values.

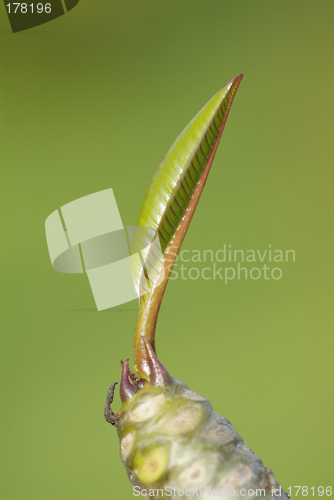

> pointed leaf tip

[
  {"left": 120, "top": 359, "right": 139, "bottom": 402},
  {"left": 142, "top": 337, "right": 172, "bottom": 387}
]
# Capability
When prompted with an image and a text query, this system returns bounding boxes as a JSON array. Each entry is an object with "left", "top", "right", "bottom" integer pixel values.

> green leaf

[{"left": 131, "top": 74, "right": 243, "bottom": 377}]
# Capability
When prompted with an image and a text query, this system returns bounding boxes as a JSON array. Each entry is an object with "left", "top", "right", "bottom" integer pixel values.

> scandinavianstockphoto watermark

[
  {"left": 133, "top": 485, "right": 286, "bottom": 497},
  {"left": 167, "top": 245, "right": 295, "bottom": 283},
  {"left": 46, "top": 189, "right": 296, "bottom": 310}
]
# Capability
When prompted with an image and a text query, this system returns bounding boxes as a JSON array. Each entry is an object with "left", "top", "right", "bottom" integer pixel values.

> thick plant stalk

[
  {"left": 105, "top": 76, "right": 288, "bottom": 500},
  {"left": 116, "top": 351, "right": 287, "bottom": 499}
]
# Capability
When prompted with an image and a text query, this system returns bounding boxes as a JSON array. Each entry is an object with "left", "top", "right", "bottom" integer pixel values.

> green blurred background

[{"left": 1, "top": 1, "right": 333, "bottom": 499}]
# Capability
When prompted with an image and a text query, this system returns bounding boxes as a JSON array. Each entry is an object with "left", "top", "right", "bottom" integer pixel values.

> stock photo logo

[
  {"left": 45, "top": 189, "right": 164, "bottom": 311},
  {"left": 45, "top": 189, "right": 296, "bottom": 311},
  {"left": 3, "top": 0, "right": 80, "bottom": 33}
]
